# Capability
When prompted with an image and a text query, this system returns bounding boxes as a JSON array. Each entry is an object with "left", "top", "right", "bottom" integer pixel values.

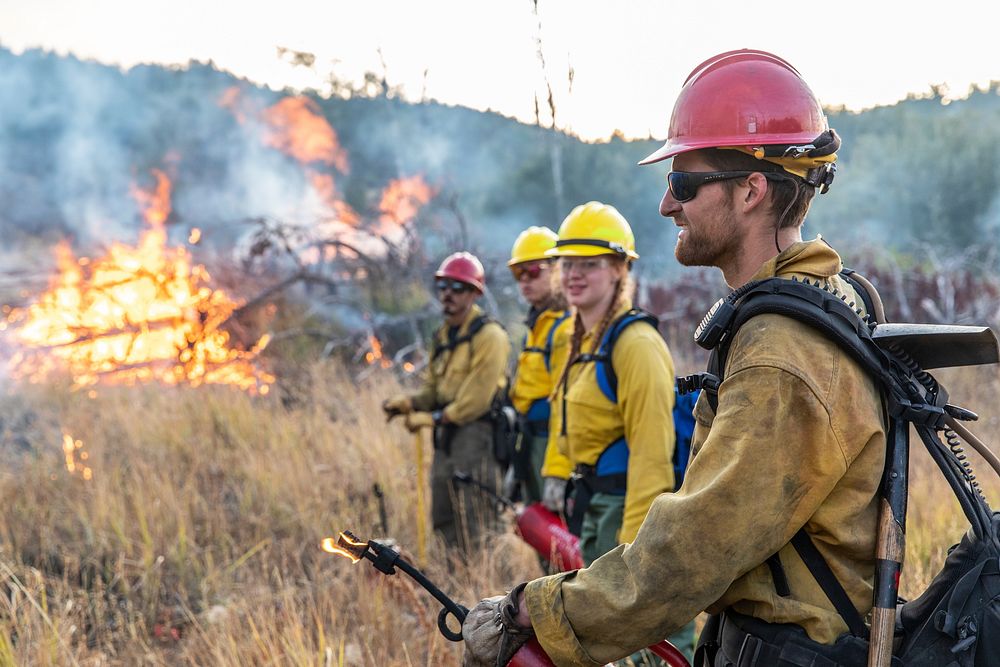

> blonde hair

[{"left": 552, "top": 257, "right": 633, "bottom": 399}]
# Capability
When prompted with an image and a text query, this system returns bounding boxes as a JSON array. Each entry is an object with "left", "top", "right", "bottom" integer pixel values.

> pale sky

[{"left": 2, "top": 0, "right": 999, "bottom": 140}]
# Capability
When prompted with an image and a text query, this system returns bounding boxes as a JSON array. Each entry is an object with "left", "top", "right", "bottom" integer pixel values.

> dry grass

[
  {"left": 0, "top": 361, "right": 996, "bottom": 665},
  {"left": 0, "top": 364, "right": 541, "bottom": 666}
]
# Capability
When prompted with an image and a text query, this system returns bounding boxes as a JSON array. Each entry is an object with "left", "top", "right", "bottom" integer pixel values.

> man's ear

[{"left": 741, "top": 172, "right": 770, "bottom": 213}]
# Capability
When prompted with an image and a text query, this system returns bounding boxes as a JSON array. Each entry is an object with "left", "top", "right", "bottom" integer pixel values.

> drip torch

[
  {"left": 322, "top": 530, "right": 555, "bottom": 666},
  {"left": 452, "top": 472, "right": 692, "bottom": 667}
]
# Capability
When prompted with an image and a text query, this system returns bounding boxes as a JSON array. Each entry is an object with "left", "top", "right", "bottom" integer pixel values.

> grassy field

[{"left": 0, "top": 361, "right": 997, "bottom": 665}]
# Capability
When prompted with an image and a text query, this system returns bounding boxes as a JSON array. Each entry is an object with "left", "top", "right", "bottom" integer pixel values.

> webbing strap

[
  {"left": 790, "top": 529, "right": 869, "bottom": 639},
  {"left": 431, "top": 315, "right": 492, "bottom": 360},
  {"left": 766, "top": 554, "right": 791, "bottom": 597}
]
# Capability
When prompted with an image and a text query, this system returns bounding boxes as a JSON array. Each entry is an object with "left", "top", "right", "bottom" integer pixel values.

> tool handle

[{"left": 867, "top": 419, "right": 909, "bottom": 667}]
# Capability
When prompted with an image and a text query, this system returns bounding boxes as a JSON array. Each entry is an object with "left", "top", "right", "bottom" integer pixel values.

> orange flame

[
  {"left": 219, "top": 91, "right": 434, "bottom": 248},
  {"left": 321, "top": 531, "right": 369, "bottom": 563},
  {"left": 188, "top": 228, "right": 202, "bottom": 244},
  {"left": 263, "top": 96, "right": 349, "bottom": 172},
  {"left": 309, "top": 172, "right": 360, "bottom": 226},
  {"left": 218, "top": 86, "right": 254, "bottom": 125},
  {"left": 130, "top": 168, "right": 172, "bottom": 228},
  {"left": 62, "top": 432, "right": 93, "bottom": 480},
  {"left": 5, "top": 170, "right": 274, "bottom": 394},
  {"left": 364, "top": 335, "right": 392, "bottom": 369},
  {"left": 378, "top": 176, "right": 435, "bottom": 232}
]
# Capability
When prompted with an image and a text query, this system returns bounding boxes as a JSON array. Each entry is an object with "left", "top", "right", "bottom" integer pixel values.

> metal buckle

[
  {"left": 782, "top": 143, "right": 816, "bottom": 158},
  {"left": 736, "top": 633, "right": 762, "bottom": 667}
]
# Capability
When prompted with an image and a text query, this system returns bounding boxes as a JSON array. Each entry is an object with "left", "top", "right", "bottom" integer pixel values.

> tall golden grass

[{"left": 0, "top": 361, "right": 996, "bottom": 665}]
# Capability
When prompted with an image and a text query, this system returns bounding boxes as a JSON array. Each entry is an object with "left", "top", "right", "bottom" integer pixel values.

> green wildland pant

[
  {"left": 431, "top": 420, "right": 501, "bottom": 551},
  {"left": 580, "top": 492, "right": 697, "bottom": 665}
]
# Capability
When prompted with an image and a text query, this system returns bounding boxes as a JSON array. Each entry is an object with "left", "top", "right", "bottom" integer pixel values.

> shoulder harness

[
  {"left": 431, "top": 314, "right": 499, "bottom": 361},
  {"left": 521, "top": 310, "right": 571, "bottom": 373},
  {"left": 569, "top": 308, "right": 699, "bottom": 491}
]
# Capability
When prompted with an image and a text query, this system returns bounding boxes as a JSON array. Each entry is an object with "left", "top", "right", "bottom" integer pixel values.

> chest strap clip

[{"left": 677, "top": 372, "right": 720, "bottom": 396}]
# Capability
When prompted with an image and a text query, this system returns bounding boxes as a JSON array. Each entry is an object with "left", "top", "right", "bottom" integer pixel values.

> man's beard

[{"left": 674, "top": 210, "right": 739, "bottom": 268}]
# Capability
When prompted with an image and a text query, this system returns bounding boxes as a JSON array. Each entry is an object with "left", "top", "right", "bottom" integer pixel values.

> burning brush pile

[
  {"left": 4, "top": 168, "right": 274, "bottom": 394},
  {"left": 2, "top": 90, "right": 439, "bottom": 395}
]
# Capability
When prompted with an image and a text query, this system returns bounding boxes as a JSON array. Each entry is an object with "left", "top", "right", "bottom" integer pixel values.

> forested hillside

[{"left": 3, "top": 47, "right": 998, "bottom": 265}]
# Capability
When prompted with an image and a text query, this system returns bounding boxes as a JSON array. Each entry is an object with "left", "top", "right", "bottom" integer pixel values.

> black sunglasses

[
  {"left": 435, "top": 278, "right": 472, "bottom": 293},
  {"left": 666, "top": 170, "right": 763, "bottom": 203}
]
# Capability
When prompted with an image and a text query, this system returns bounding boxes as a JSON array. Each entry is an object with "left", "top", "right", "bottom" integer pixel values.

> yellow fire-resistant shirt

[
  {"left": 524, "top": 239, "right": 887, "bottom": 666},
  {"left": 541, "top": 299, "right": 677, "bottom": 544},
  {"left": 510, "top": 306, "right": 574, "bottom": 478},
  {"left": 410, "top": 304, "right": 510, "bottom": 425}
]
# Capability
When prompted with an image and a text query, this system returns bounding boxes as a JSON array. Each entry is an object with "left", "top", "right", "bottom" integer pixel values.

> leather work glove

[
  {"left": 541, "top": 476, "right": 568, "bottom": 514},
  {"left": 403, "top": 411, "right": 435, "bottom": 433},
  {"left": 462, "top": 583, "right": 533, "bottom": 667},
  {"left": 382, "top": 394, "right": 413, "bottom": 421}
]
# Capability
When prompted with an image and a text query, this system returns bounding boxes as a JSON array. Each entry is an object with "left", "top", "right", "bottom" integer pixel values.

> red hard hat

[
  {"left": 435, "top": 252, "right": 485, "bottom": 292},
  {"left": 640, "top": 49, "right": 831, "bottom": 165}
]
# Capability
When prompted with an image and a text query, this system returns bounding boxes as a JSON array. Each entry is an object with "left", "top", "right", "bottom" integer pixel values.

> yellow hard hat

[
  {"left": 508, "top": 226, "right": 559, "bottom": 266},
  {"left": 545, "top": 201, "right": 639, "bottom": 260}
]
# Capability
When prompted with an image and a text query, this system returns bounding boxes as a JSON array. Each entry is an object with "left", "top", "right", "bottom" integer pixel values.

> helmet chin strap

[{"left": 774, "top": 178, "right": 802, "bottom": 254}]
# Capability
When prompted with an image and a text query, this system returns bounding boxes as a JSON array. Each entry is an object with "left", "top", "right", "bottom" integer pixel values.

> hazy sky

[{"left": 3, "top": 0, "right": 999, "bottom": 140}]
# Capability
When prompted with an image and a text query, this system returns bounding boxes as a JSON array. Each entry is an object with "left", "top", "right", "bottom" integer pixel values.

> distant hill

[{"left": 1, "top": 46, "right": 998, "bottom": 276}]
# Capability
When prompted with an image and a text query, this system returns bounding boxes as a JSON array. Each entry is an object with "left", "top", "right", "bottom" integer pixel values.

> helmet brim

[
  {"left": 639, "top": 131, "right": 831, "bottom": 166},
  {"left": 506, "top": 254, "right": 552, "bottom": 267},
  {"left": 544, "top": 245, "right": 639, "bottom": 260}
]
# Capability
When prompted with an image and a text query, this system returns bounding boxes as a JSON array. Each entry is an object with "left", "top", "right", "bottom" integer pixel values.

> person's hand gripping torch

[{"left": 321, "top": 530, "right": 556, "bottom": 667}]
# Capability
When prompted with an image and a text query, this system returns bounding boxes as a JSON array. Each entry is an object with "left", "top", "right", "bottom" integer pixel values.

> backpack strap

[
  {"left": 790, "top": 529, "right": 870, "bottom": 638},
  {"left": 522, "top": 310, "right": 571, "bottom": 373},
  {"left": 571, "top": 308, "right": 659, "bottom": 403},
  {"left": 432, "top": 314, "right": 493, "bottom": 361}
]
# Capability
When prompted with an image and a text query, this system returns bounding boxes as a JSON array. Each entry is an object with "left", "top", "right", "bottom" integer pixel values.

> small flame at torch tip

[{"left": 321, "top": 531, "right": 368, "bottom": 562}]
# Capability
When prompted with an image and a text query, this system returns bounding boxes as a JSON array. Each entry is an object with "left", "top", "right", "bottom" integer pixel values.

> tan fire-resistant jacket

[
  {"left": 410, "top": 304, "right": 510, "bottom": 425},
  {"left": 524, "top": 239, "right": 887, "bottom": 666}
]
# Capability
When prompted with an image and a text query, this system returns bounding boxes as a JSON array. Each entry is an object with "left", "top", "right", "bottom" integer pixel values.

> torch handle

[
  {"left": 389, "top": 553, "right": 470, "bottom": 642},
  {"left": 437, "top": 605, "right": 468, "bottom": 642}
]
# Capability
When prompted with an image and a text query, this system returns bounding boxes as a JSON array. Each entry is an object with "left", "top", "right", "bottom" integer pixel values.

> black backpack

[
  {"left": 685, "top": 269, "right": 1000, "bottom": 666},
  {"left": 432, "top": 315, "right": 515, "bottom": 465}
]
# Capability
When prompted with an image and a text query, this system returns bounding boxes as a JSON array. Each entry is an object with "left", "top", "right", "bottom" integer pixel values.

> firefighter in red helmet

[
  {"left": 383, "top": 252, "right": 511, "bottom": 550},
  {"left": 463, "top": 50, "right": 889, "bottom": 667}
]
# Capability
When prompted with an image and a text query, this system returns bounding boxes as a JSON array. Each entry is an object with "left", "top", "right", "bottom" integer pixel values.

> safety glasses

[
  {"left": 511, "top": 262, "right": 547, "bottom": 282},
  {"left": 557, "top": 256, "right": 610, "bottom": 274},
  {"left": 667, "top": 170, "right": 758, "bottom": 203},
  {"left": 435, "top": 279, "right": 472, "bottom": 294}
]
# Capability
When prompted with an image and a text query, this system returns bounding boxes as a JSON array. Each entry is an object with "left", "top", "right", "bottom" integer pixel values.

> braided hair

[{"left": 551, "top": 257, "right": 632, "bottom": 400}]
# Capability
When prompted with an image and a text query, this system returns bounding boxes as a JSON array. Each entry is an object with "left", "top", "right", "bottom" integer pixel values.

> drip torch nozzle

[{"left": 325, "top": 528, "right": 468, "bottom": 641}]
